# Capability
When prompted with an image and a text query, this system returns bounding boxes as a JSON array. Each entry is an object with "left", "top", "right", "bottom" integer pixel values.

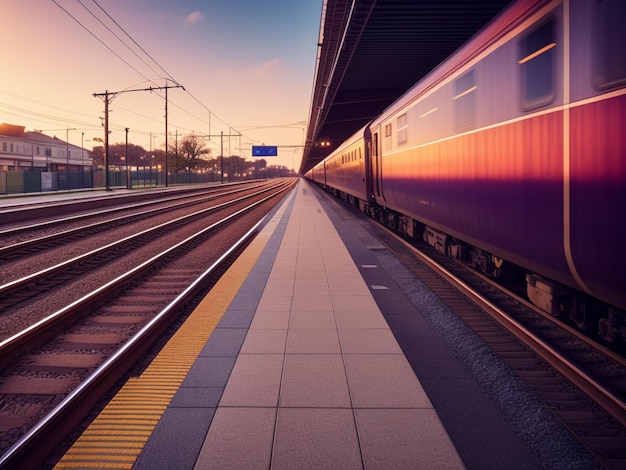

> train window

[
  {"left": 454, "top": 69, "right": 476, "bottom": 130},
  {"left": 397, "top": 114, "right": 408, "bottom": 145},
  {"left": 519, "top": 18, "right": 556, "bottom": 110},
  {"left": 384, "top": 123, "right": 392, "bottom": 151},
  {"left": 593, "top": 0, "right": 626, "bottom": 90}
]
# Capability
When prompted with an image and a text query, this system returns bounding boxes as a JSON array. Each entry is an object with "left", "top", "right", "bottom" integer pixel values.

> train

[{"left": 305, "top": 0, "right": 626, "bottom": 343}]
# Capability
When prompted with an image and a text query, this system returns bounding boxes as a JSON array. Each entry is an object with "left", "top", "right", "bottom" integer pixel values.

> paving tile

[
  {"left": 219, "top": 354, "right": 283, "bottom": 407},
  {"left": 355, "top": 408, "right": 465, "bottom": 469},
  {"left": 249, "top": 309, "right": 291, "bottom": 330},
  {"left": 169, "top": 387, "right": 223, "bottom": 408},
  {"left": 328, "top": 277, "right": 369, "bottom": 292},
  {"left": 292, "top": 284, "right": 330, "bottom": 297},
  {"left": 293, "top": 277, "right": 330, "bottom": 287},
  {"left": 279, "top": 354, "right": 351, "bottom": 407},
  {"left": 338, "top": 328, "right": 403, "bottom": 354},
  {"left": 181, "top": 356, "right": 236, "bottom": 389},
  {"left": 193, "top": 407, "right": 276, "bottom": 470},
  {"left": 286, "top": 329, "right": 341, "bottom": 353},
  {"left": 216, "top": 309, "right": 255, "bottom": 328},
  {"left": 288, "top": 309, "right": 337, "bottom": 329},
  {"left": 264, "top": 273, "right": 296, "bottom": 286},
  {"left": 291, "top": 295, "right": 333, "bottom": 313},
  {"left": 256, "top": 294, "right": 293, "bottom": 312},
  {"left": 334, "top": 309, "right": 390, "bottom": 329},
  {"left": 199, "top": 328, "right": 247, "bottom": 357},
  {"left": 330, "top": 294, "right": 381, "bottom": 313},
  {"left": 228, "top": 292, "right": 263, "bottom": 311},
  {"left": 239, "top": 329, "right": 287, "bottom": 354},
  {"left": 344, "top": 354, "right": 432, "bottom": 408},
  {"left": 272, "top": 408, "right": 361, "bottom": 470},
  {"left": 294, "top": 265, "right": 327, "bottom": 283},
  {"left": 134, "top": 407, "right": 216, "bottom": 470}
]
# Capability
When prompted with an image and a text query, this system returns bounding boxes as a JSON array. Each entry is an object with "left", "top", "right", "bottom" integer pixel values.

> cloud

[
  {"left": 184, "top": 11, "right": 204, "bottom": 27},
  {"left": 260, "top": 58, "right": 281, "bottom": 71}
]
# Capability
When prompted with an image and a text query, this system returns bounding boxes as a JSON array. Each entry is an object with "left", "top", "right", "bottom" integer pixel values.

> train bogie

[
  {"left": 599, "top": 308, "right": 626, "bottom": 344},
  {"left": 527, "top": 274, "right": 573, "bottom": 318}
]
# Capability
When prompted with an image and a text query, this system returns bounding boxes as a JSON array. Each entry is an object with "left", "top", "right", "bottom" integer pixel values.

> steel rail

[
  {"left": 390, "top": 231, "right": 626, "bottom": 427},
  {"left": 0, "top": 180, "right": 294, "bottom": 469},
  {"left": 0, "top": 180, "right": 291, "bottom": 363},
  {"left": 0, "top": 181, "right": 267, "bottom": 239},
  {"left": 0, "top": 181, "right": 286, "bottom": 307}
]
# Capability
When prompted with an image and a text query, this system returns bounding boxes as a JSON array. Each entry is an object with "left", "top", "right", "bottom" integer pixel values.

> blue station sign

[{"left": 252, "top": 145, "right": 278, "bottom": 157}]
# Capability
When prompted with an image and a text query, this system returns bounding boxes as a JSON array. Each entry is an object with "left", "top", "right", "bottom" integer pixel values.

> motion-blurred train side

[{"left": 305, "top": 0, "right": 626, "bottom": 342}]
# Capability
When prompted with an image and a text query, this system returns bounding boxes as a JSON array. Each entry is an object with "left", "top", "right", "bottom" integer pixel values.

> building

[{"left": 0, "top": 123, "right": 92, "bottom": 172}]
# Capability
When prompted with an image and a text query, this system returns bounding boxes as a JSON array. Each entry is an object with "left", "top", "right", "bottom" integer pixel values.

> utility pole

[
  {"left": 202, "top": 131, "right": 240, "bottom": 184},
  {"left": 66, "top": 127, "right": 76, "bottom": 190},
  {"left": 125, "top": 127, "right": 130, "bottom": 189},
  {"left": 94, "top": 81, "right": 183, "bottom": 191},
  {"left": 165, "top": 86, "right": 168, "bottom": 187},
  {"left": 90, "top": 91, "right": 113, "bottom": 190}
]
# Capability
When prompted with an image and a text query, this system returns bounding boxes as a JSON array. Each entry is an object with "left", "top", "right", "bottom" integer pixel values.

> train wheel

[
  {"left": 492, "top": 256, "right": 504, "bottom": 278},
  {"left": 572, "top": 297, "right": 589, "bottom": 330}
]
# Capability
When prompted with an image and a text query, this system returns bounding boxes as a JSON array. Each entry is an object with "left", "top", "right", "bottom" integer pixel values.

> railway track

[
  {"left": 0, "top": 184, "right": 244, "bottom": 227},
  {"left": 0, "top": 178, "right": 295, "bottom": 469},
  {"left": 0, "top": 181, "right": 270, "bottom": 258},
  {"left": 313, "top": 185, "right": 626, "bottom": 469},
  {"left": 368, "top": 218, "right": 626, "bottom": 469},
  {"left": 0, "top": 181, "right": 285, "bottom": 315}
]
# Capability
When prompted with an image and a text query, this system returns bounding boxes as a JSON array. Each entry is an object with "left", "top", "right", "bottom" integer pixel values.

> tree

[
  {"left": 226, "top": 155, "right": 249, "bottom": 180},
  {"left": 169, "top": 134, "right": 211, "bottom": 172},
  {"left": 266, "top": 165, "right": 293, "bottom": 178},
  {"left": 89, "top": 142, "right": 148, "bottom": 168},
  {"left": 91, "top": 145, "right": 104, "bottom": 168}
]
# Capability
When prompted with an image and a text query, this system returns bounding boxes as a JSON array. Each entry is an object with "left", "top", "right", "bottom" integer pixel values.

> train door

[
  {"left": 372, "top": 128, "right": 385, "bottom": 202},
  {"left": 363, "top": 125, "right": 373, "bottom": 202}
]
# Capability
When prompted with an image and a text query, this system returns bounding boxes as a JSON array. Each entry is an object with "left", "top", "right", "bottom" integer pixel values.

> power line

[
  {"left": 51, "top": 0, "right": 153, "bottom": 83},
  {"left": 47, "top": 0, "right": 304, "bottom": 153},
  {"left": 52, "top": 0, "right": 242, "bottom": 141},
  {"left": 78, "top": 0, "right": 164, "bottom": 83}
]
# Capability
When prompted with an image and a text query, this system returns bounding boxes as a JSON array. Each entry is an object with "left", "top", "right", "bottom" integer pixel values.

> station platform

[{"left": 53, "top": 178, "right": 551, "bottom": 469}]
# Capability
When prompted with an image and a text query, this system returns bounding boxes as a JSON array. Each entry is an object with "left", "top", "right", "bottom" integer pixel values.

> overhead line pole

[
  {"left": 202, "top": 132, "right": 241, "bottom": 184},
  {"left": 93, "top": 81, "right": 184, "bottom": 191}
]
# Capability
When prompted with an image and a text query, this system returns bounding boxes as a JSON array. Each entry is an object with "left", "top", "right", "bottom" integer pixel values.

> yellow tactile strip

[{"left": 54, "top": 228, "right": 273, "bottom": 469}]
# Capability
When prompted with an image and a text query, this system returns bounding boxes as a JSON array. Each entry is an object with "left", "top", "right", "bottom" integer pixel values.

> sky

[{"left": 0, "top": 0, "right": 323, "bottom": 170}]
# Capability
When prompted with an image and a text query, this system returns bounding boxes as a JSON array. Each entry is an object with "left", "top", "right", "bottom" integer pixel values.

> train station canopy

[{"left": 301, "top": 0, "right": 512, "bottom": 174}]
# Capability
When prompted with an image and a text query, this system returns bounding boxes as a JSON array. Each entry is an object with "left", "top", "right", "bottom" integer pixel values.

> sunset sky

[{"left": 0, "top": 0, "right": 322, "bottom": 170}]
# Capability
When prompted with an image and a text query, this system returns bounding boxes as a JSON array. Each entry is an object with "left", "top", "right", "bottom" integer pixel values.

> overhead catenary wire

[
  {"left": 50, "top": 0, "right": 250, "bottom": 143},
  {"left": 83, "top": 0, "right": 166, "bottom": 86},
  {"left": 51, "top": 0, "right": 154, "bottom": 84}
]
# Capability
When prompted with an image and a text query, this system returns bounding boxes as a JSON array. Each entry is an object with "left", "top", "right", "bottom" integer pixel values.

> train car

[
  {"left": 317, "top": 126, "right": 370, "bottom": 208},
  {"left": 312, "top": 159, "right": 326, "bottom": 186},
  {"left": 308, "top": 0, "right": 626, "bottom": 342}
]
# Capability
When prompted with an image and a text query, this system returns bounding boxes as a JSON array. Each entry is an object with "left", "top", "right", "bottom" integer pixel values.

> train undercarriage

[{"left": 325, "top": 185, "right": 626, "bottom": 344}]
